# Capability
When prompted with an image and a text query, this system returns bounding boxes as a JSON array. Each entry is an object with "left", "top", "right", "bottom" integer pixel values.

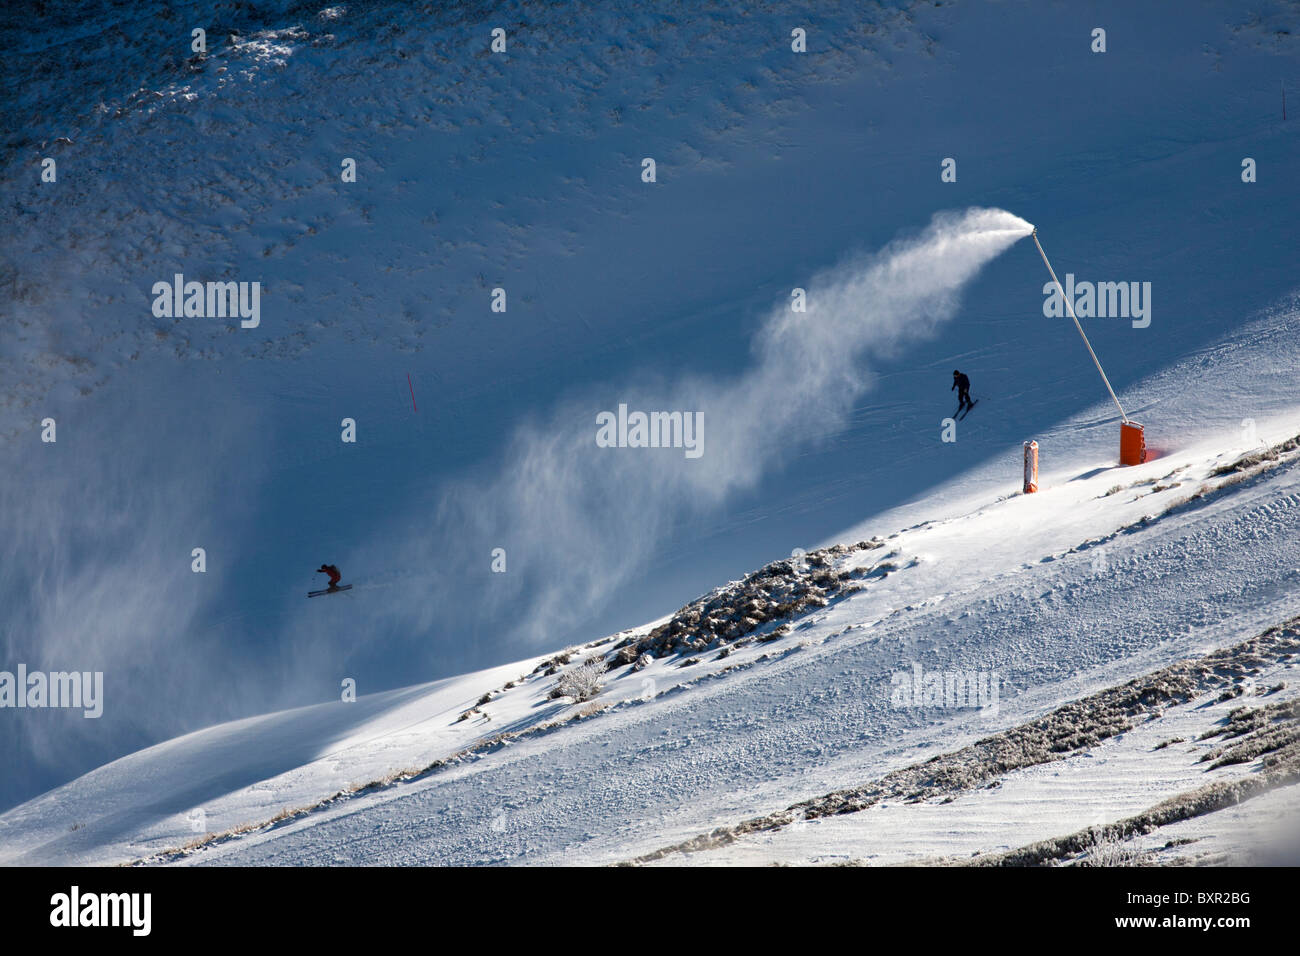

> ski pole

[{"left": 1031, "top": 228, "right": 1128, "bottom": 423}]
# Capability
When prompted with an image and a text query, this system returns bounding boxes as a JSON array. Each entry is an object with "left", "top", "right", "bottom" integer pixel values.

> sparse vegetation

[
  {"left": 630, "top": 617, "right": 1300, "bottom": 865},
  {"left": 550, "top": 659, "right": 606, "bottom": 702},
  {"left": 1198, "top": 697, "right": 1300, "bottom": 769},
  {"left": 1211, "top": 431, "right": 1300, "bottom": 476},
  {"left": 534, "top": 646, "right": 579, "bottom": 675},
  {"left": 612, "top": 540, "right": 885, "bottom": 664},
  {"left": 1077, "top": 826, "right": 1146, "bottom": 867}
]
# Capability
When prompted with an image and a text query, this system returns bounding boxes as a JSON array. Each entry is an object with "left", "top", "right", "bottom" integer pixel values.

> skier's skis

[
  {"left": 958, "top": 399, "right": 979, "bottom": 421},
  {"left": 308, "top": 584, "right": 353, "bottom": 598}
]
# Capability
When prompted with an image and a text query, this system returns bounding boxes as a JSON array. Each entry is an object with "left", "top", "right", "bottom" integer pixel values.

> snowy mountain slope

[
  {"left": 176, "top": 424, "right": 1300, "bottom": 867},
  {"left": 3, "top": 0, "right": 1300, "bottom": 865},
  {"left": 5, "top": 388, "right": 1300, "bottom": 866},
  {"left": 642, "top": 652, "right": 1300, "bottom": 867},
  {"left": 0, "top": 649, "right": 569, "bottom": 866},
  {"left": 4, "top": 0, "right": 1299, "bottom": 815}
]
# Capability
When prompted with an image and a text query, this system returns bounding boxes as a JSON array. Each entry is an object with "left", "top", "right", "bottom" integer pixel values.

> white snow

[
  {"left": 4, "top": 401, "right": 1300, "bottom": 865},
  {"left": 2, "top": 0, "right": 1299, "bottom": 866}
]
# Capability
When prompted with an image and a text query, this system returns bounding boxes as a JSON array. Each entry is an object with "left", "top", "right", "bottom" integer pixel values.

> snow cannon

[
  {"left": 1032, "top": 229, "right": 1146, "bottom": 466},
  {"left": 1023, "top": 441, "right": 1039, "bottom": 493},
  {"left": 1120, "top": 420, "right": 1147, "bottom": 466}
]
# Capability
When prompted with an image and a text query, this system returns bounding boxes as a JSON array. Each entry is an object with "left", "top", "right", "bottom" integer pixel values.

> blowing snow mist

[{"left": 354, "top": 207, "right": 1034, "bottom": 652}]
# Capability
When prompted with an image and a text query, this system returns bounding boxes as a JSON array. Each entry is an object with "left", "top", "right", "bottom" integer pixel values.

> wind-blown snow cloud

[
  {"left": 360, "top": 208, "right": 1034, "bottom": 649},
  {"left": 0, "top": 381, "right": 283, "bottom": 809}
]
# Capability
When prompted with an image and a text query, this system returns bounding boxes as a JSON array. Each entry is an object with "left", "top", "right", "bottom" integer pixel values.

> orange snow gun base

[{"left": 1120, "top": 420, "right": 1147, "bottom": 466}]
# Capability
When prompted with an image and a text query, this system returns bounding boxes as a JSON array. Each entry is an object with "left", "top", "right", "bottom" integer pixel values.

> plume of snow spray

[{"left": 358, "top": 208, "right": 1034, "bottom": 648}]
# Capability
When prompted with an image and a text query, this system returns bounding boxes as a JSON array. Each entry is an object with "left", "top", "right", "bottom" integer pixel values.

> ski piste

[{"left": 308, "top": 585, "right": 353, "bottom": 598}]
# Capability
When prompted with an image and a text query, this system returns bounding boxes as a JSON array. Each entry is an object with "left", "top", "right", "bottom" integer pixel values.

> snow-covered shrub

[
  {"left": 551, "top": 659, "right": 606, "bottom": 702},
  {"left": 1079, "top": 826, "right": 1144, "bottom": 867}
]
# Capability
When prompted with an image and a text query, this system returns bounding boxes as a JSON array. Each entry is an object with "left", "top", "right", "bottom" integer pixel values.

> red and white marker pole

[{"left": 1024, "top": 440, "right": 1039, "bottom": 494}]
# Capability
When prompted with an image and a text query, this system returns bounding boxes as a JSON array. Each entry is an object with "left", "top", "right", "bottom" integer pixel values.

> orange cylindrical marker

[{"left": 1023, "top": 440, "right": 1039, "bottom": 494}]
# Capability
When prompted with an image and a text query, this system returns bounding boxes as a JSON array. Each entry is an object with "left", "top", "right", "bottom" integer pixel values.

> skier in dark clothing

[
  {"left": 952, "top": 370, "right": 973, "bottom": 412},
  {"left": 316, "top": 563, "right": 343, "bottom": 590}
]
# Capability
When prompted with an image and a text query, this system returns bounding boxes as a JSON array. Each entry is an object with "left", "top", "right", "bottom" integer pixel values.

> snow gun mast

[{"left": 1031, "top": 228, "right": 1146, "bottom": 465}]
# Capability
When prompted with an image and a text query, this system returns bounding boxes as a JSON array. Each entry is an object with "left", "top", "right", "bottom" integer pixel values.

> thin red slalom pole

[{"left": 407, "top": 373, "right": 417, "bottom": 412}]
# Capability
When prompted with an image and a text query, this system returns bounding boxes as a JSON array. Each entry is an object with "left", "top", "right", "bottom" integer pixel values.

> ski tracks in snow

[{"left": 174, "top": 450, "right": 1300, "bottom": 866}]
